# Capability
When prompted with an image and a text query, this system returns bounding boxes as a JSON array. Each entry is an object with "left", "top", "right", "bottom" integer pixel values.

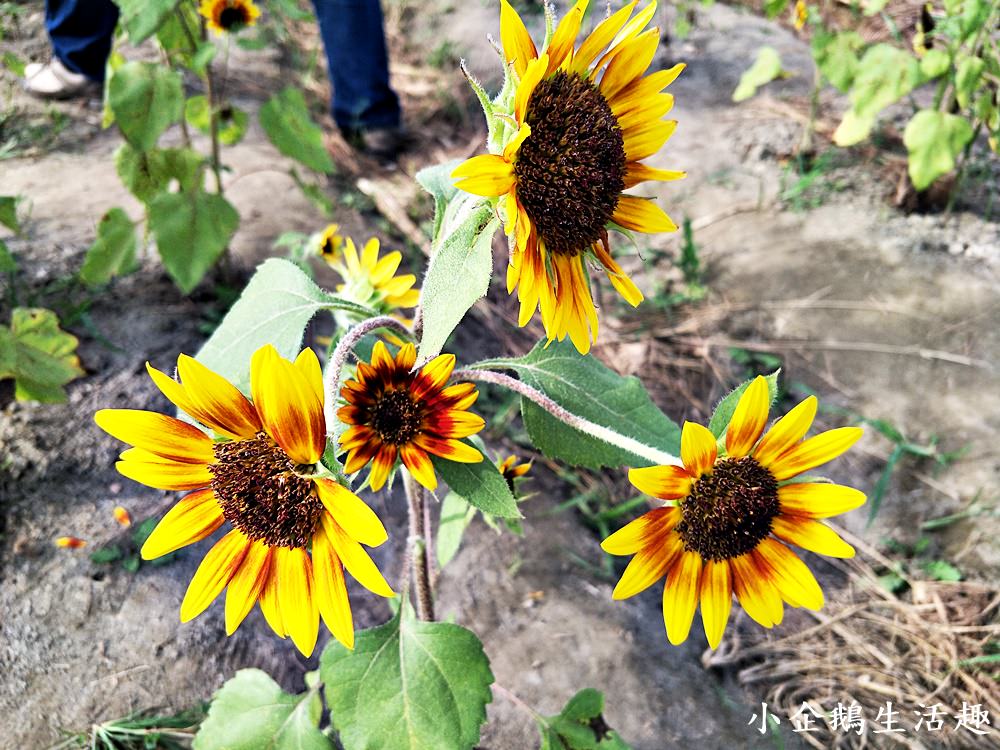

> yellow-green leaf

[
  {"left": 0, "top": 308, "right": 83, "bottom": 403},
  {"left": 733, "top": 47, "right": 784, "bottom": 102},
  {"left": 903, "top": 109, "right": 974, "bottom": 191}
]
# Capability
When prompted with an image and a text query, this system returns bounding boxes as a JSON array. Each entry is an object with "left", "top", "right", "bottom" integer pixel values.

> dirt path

[{"left": 2, "top": 1, "right": 997, "bottom": 748}]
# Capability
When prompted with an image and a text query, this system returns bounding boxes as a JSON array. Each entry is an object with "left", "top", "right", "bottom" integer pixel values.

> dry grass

[{"left": 706, "top": 526, "right": 1000, "bottom": 749}]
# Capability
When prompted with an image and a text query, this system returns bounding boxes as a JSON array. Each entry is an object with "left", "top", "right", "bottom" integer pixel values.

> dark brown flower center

[
  {"left": 369, "top": 389, "right": 423, "bottom": 445},
  {"left": 209, "top": 433, "right": 323, "bottom": 548},
  {"left": 513, "top": 70, "right": 627, "bottom": 255},
  {"left": 675, "top": 457, "right": 779, "bottom": 561},
  {"left": 218, "top": 6, "right": 249, "bottom": 29}
]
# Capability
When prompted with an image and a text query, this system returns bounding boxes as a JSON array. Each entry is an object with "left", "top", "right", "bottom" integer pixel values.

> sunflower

[
  {"left": 338, "top": 341, "right": 484, "bottom": 492},
  {"left": 319, "top": 226, "right": 420, "bottom": 313},
  {"left": 94, "top": 344, "right": 394, "bottom": 656},
  {"left": 452, "top": 0, "right": 685, "bottom": 353},
  {"left": 498, "top": 454, "right": 531, "bottom": 493},
  {"left": 199, "top": 0, "right": 260, "bottom": 34},
  {"left": 602, "top": 376, "right": 865, "bottom": 648}
]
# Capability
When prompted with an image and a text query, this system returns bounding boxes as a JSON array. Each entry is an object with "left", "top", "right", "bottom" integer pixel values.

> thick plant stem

[
  {"left": 322, "top": 315, "right": 412, "bottom": 436},
  {"left": 453, "top": 367, "right": 682, "bottom": 468},
  {"left": 403, "top": 469, "right": 435, "bottom": 621}
]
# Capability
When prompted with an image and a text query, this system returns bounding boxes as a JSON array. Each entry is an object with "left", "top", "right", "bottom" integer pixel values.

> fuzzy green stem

[
  {"left": 453, "top": 367, "right": 682, "bottom": 468},
  {"left": 403, "top": 468, "right": 435, "bottom": 621}
]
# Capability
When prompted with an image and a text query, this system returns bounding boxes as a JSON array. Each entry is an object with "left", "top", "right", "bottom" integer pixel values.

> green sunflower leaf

[
  {"left": 0, "top": 240, "right": 16, "bottom": 273},
  {"left": 80, "top": 207, "right": 138, "bottom": 287},
  {"left": 903, "top": 110, "right": 974, "bottom": 191},
  {"left": 115, "top": 144, "right": 205, "bottom": 204},
  {"left": 473, "top": 340, "right": 681, "bottom": 470},
  {"left": 320, "top": 600, "right": 494, "bottom": 750},
  {"left": 707, "top": 371, "right": 781, "bottom": 439},
  {"left": 436, "top": 491, "right": 476, "bottom": 568},
  {"left": 107, "top": 61, "right": 184, "bottom": 152},
  {"left": 0, "top": 307, "right": 84, "bottom": 403},
  {"left": 415, "top": 159, "right": 462, "bottom": 246},
  {"left": 114, "top": 0, "right": 180, "bottom": 44},
  {"left": 195, "top": 258, "right": 378, "bottom": 393},
  {"left": 538, "top": 689, "right": 633, "bottom": 750},
  {"left": 0, "top": 195, "right": 21, "bottom": 233},
  {"left": 148, "top": 189, "right": 239, "bottom": 294},
  {"left": 433, "top": 454, "right": 520, "bottom": 518},
  {"left": 417, "top": 202, "right": 500, "bottom": 363},
  {"left": 259, "top": 87, "right": 335, "bottom": 174},
  {"left": 193, "top": 669, "right": 331, "bottom": 750},
  {"left": 732, "top": 47, "right": 784, "bottom": 102}
]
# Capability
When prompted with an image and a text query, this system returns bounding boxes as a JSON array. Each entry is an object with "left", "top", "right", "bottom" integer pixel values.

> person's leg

[
  {"left": 311, "top": 0, "right": 401, "bottom": 133},
  {"left": 45, "top": 0, "right": 120, "bottom": 82}
]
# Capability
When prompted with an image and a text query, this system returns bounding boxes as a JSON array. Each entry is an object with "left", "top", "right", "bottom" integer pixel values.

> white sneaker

[{"left": 23, "top": 57, "right": 95, "bottom": 99}]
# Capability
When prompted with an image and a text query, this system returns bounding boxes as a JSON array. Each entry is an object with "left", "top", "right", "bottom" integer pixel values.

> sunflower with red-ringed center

[
  {"left": 94, "top": 344, "right": 394, "bottom": 656},
  {"left": 337, "top": 341, "right": 485, "bottom": 492},
  {"left": 601, "top": 376, "right": 865, "bottom": 648},
  {"left": 199, "top": 0, "right": 260, "bottom": 34},
  {"left": 452, "top": 0, "right": 685, "bottom": 354}
]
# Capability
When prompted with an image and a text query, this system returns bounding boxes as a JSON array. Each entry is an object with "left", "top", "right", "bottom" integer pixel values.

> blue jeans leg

[
  {"left": 45, "top": 0, "right": 119, "bottom": 82},
  {"left": 311, "top": 0, "right": 401, "bottom": 132}
]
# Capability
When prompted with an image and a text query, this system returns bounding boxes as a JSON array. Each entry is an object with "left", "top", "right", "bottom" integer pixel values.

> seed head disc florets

[
  {"left": 513, "top": 71, "right": 627, "bottom": 255},
  {"left": 209, "top": 433, "right": 323, "bottom": 548},
  {"left": 676, "top": 456, "right": 780, "bottom": 561},
  {"left": 369, "top": 388, "right": 423, "bottom": 445},
  {"left": 218, "top": 5, "right": 249, "bottom": 28}
]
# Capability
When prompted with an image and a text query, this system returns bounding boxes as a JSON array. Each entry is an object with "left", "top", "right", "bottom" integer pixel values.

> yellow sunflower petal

[
  {"left": 500, "top": 0, "right": 537, "bottom": 76},
  {"left": 753, "top": 396, "right": 817, "bottom": 467},
  {"left": 699, "top": 560, "right": 732, "bottom": 649},
  {"left": 515, "top": 54, "right": 549, "bottom": 124},
  {"left": 601, "top": 506, "right": 679, "bottom": 555},
  {"left": 623, "top": 162, "right": 686, "bottom": 189},
  {"left": 361, "top": 237, "right": 380, "bottom": 270},
  {"left": 275, "top": 546, "right": 320, "bottom": 657},
  {"left": 591, "top": 240, "right": 643, "bottom": 307},
  {"left": 618, "top": 92, "right": 675, "bottom": 131},
  {"left": 400, "top": 444, "right": 438, "bottom": 490},
  {"left": 662, "top": 550, "right": 702, "bottom": 645},
  {"left": 503, "top": 122, "right": 532, "bottom": 162},
  {"left": 778, "top": 483, "right": 866, "bottom": 519},
  {"left": 623, "top": 119, "right": 678, "bottom": 162},
  {"left": 313, "top": 522, "right": 354, "bottom": 649},
  {"left": 612, "top": 195, "right": 677, "bottom": 233},
  {"left": 370, "top": 340, "right": 394, "bottom": 371},
  {"left": 771, "top": 516, "right": 855, "bottom": 558},
  {"left": 414, "top": 435, "right": 483, "bottom": 463},
  {"left": 600, "top": 28, "right": 660, "bottom": 100},
  {"left": 180, "top": 529, "right": 250, "bottom": 623},
  {"left": 395, "top": 342, "right": 417, "bottom": 370},
  {"left": 314, "top": 478, "right": 388, "bottom": 547},
  {"left": 412, "top": 353, "right": 457, "bottom": 400},
  {"left": 145, "top": 362, "right": 200, "bottom": 423},
  {"left": 140, "top": 489, "right": 223, "bottom": 559},
  {"left": 176, "top": 354, "right": 262, "bottom": 439},
  {"left": 224, "top": 541, "right": 272, "bottom": 635},
  {"left": 294, "top": 348, "right": 325, "bottom": 406},
  {"left": 628, "top": 464, "right": 691, "bottom": 500},
  {"left": 452, "top": 154, "right": 515, "bottom": 197},
  {"left": 731, "top": 553, "right": 783, "bottom": 628},
  {"left": 115, "top": 458, "right": 213, "bottom": 491},
  {"left": 680, "top": 420, "right": 717, "bottom": 479},
  {"left": 250, "top": 344, "right": 325, "bottom": 465},
  {"left": 259, "top": 565, "right": 286, "bottom": 638},
  {"left": 571, "top": 1, "right": 638, "bottom": 74},
  {"left": 609, "top": 64, "right": 685, "bottom": 117},
  {"left": 611, "top": 532, "right": 682, "bottom": 599},
  {"left": 322, "top": 515, "right": 395, "bottom": 598},
  {"left": 428, "top": 409, "right": 486, "bottom": 439},
  {"left": 95, "top": 409, "right": 214, "bottom": 463},
  {"left": 767, "top": 427, "right": 864, "bottom": 481},
  {"left": 546, "top": 0, "right": 588, "bottom": 73},
  {"left": 368, "top": 445, "right": 397, "bottom": 491},
  {"left": 755, "top": 538, "right": 824, "bottom": 610},
  {"left": 725, "top": 375, "right": 770, "bottom": 459}
]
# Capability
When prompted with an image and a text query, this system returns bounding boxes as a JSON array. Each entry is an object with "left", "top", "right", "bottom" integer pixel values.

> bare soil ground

[{"left": 1, "top": 1, "right": 997, "bottom": 748}]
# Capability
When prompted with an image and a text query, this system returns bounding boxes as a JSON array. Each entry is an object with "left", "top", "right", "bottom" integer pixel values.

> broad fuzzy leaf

[
  {"left": 80, "top": 207, "right": 138, "bottom": 287},
  {"left": 903, "top": 110, "right": 974, "bottom": 191},
  {"left": 321, "top": 602, "right": 494, "bottom": 750},
  {"left": 195, "top": 258, "right": 376, "bottom": 392},
  {"left": 115, "top": 144, "right": 204, "bottom": 204},
  {"left": 415, "top": 160, "right": 462, "bottom": 244},
  {"left": 436, "top": 491, "right": 475, "bottom": 568},
  {"left": 0, "top": 308, "right": 83, "bottom": 403},
  {"left": 433, "top": 455, "right": 521, "bottom": 518},
  {"left": 707, "top": 371, "right": 781, "bottom": 439},
  {"left": 185, "top": 96, "right": 249, "bottom": 145},
  {"left": 0, "top": 195, "right": 20, "bottom": 233},
  {"left": 477, "top": 341, "right": 681, "bottom": 469},
  {"left": 260, "top": 88, "right": 335, "bottom": 174},
  {"left": 845, "top": 44, "right": 921, "bottom": 120},
  {"left": 812, "top": 31, "right": 864, "bottom": 92},
  {"left": 194, "top": 669, "right": 331, "bottom": 750},
  {"left": 148, "top": 189, "right": 239, "bottom": 294},
  {"left": 114, "top": 0, "right": 180, "bottom": 44},
  {"left": 732, "top": 47, "right": 783, "bottom": 102},
  {"left": 538, "top": 689, "right": 633, "bottom": 750},
  {"left": 417, "top": 203, "right": 499, "bottom": 363},
  {"left": 0, "top": 240, "right": 16, "bottom": 273},
  {"left": 107, "top": 61, "right": 184, "bottom": 152}
]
